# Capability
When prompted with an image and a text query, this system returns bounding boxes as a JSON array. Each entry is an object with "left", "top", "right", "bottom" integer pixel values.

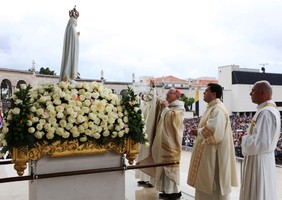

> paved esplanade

[{"left": 1, "top": 149, "right": 282, "bottom": 200}]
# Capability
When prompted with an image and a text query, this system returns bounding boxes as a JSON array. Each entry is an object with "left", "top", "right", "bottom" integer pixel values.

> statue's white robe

[{"left": 60, "top": 17, "right": 79, "bottom": 81}]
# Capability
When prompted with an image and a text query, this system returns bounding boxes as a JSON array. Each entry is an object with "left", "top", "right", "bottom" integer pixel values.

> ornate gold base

[{"left": 12, "top": 138, "right": 139, "bottom": 176}]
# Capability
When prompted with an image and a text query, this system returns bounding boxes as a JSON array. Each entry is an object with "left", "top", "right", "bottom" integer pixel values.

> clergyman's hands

[{"left": 161, "top": 100, "right": 169, "bottom": 108}]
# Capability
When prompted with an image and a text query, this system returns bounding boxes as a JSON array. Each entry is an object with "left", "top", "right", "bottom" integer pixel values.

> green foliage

[
  {"left": 121, "top": 87, "right": 147, "bottom": 144},
  {"left": 180, "top": 94, "right": 195, "bottom": 111},
  {"left": 1, "top": 84, "right": 34, "bottom": 152},
  {"left": 38, "top": 67, "right": 56, "bottom": 75}
]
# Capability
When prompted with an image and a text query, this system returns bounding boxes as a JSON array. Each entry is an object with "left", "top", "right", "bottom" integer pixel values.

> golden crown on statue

[{"left": 69, "top": 5, "right": 79, "bottom": 19}]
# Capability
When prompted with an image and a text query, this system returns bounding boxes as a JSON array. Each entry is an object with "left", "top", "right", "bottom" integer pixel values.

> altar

[{"left": 29, "top": 152, "right": 125, "bottom": 200}]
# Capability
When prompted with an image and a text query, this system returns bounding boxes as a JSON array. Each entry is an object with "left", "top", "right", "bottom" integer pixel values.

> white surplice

[
  {"left": 135, "top": 88, "right": 157, "bottom": 184},
  {"left": 240, "top": 100, "right": 281, "bottom": 200}
]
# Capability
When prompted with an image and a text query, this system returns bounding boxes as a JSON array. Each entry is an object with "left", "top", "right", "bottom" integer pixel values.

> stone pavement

[{"left": 1, "top": 148, "right": 282, "bottom": 200}]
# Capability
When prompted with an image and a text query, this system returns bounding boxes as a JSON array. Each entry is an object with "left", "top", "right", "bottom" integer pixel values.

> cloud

[{"left": 1, "top": 0, "right": 282, "bottom": 82}]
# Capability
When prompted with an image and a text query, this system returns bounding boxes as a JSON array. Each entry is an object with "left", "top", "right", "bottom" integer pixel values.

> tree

[
  {"left": 38, "top": 67, "right": 56, "bottom": 75},
  {"left": 180, "top": 94, "right": 195, "bottom": 111}
]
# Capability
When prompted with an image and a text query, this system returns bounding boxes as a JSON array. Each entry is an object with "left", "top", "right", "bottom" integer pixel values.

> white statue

[{"left": 59, "top": 6, "right": 80, "bottom": 82}]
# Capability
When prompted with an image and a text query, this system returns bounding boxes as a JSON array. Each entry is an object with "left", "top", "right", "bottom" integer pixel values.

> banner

[{"left": 195, "top": 88, "right": 199, "bottom": 116}]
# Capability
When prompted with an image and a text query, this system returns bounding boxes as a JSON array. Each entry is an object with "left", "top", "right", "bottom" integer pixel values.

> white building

[{"left": 218, "top": 65, "right": 282, "bottom": 116}]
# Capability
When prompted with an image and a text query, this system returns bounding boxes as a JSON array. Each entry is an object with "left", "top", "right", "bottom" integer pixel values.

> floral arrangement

[{"left": 0, "top": 81, "right": 148, "bottom": 153}]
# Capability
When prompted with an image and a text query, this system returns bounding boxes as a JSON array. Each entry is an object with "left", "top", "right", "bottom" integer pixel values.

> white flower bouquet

[{"left": 0, "top": 82, "right": 147, "bottom": 153}]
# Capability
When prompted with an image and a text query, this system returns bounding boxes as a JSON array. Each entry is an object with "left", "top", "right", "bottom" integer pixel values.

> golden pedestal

[{"left": 12, "top": 138, "right": 139, "bottom": 176}]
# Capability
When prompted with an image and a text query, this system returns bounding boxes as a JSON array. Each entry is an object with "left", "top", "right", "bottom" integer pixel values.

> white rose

[
  {"left": 115, "top": 125, "right": 121, "bottom": 131},
  {"left": 32, "top": 117, "right": 39, "bottom": 123},
  {"left": 82, "top": 107, "right": 90, "bottom": 114},
  {"left": 44, "top": 123, "right": 51, "bottom": 130},
  {"left": 85, "top": 129, "right": 92, "bottom": 136},
  {"left": 48, "top": 127, "right": 55, "bottom": 135},
  {"left": 68, "top": 84, "right": 76, "bottom": 89},
  {"left": 134, "top": 107, "right": 140, "bottom": 112},
  {"left": 56, "top": 128, "right": 64, "bottom": 136},
  {"left": 88, "top": 121, "right": 94, "bottom": 128},
  {"left": 84, "top": 92, "right": 92, "bottom": 100},
  {"left": 78, "top": 125, "right": 85, "bottom": 133},
  {"left": 70, "top": 111, "right": 78, "bottom": 118},
  {"left": 57, "top": 112, "right": 64, "bottom": 119},
  {"left": 125, "top": 128, "right": 129, "bottom": 134},
  {"left": 36, "top": 124, "right": 43, "bottom": 131},
  {"left": 34, "top": 131, "right": 43, "bottom": 139},
  {"left": 66, "top": 107, "right": 74, "bottom": 114},
  {"left": 62, "top": 131, "right": 70, "bottom": 139},
  {"left": 103, "top": 130, "right": 110, "bottom": 137},
  {"left": 94, "top": 118, "right": 101, "bottom": 125},
  {"left": 76, "top": 115, "right": 85, "bottom": 124},
  {"left": 7, "top": 113, "right": 12, "bottom": 120},
  {"left": 108, "top": 117, "right": 116, "bottom": 124},
  {"left": 56, "top": 105, "right": 64, "bottom": 113},
  {"left": 111, "top": 131, "right": 117, "bottom": 138},
  {"left": 79, "top": 94, "right": 86, "bottom": 100},
  {"left": 15, "top": 99, "right": 23, "bottom": 105},
  {"left": 82, "top": 122, "right": 89, "bottom": 129},
  {"left": 123, "top": 116, "right": 129, "bottom": 123},
  {"left": 144, "top": 142, "right": 150, "bottom": 147},
  {"left": 49, "top": 110, "right": 57, "bottom": 117},
  {"left": 1, "top": 126, "right": 9, "bottom": 134},
  {"left": 1, "top": 139, "right": 7, "bottom": 146},
  {"left": 119, "top": 122, "right": 125, "bottom": 129},
  {"left": 20, "top": 84, "right": 27, "bottom": 90},
  {"left": 118, "top": 131, "right": 124, "bottom": 138},
  {"left": 39, "top": 119, "right": 46, "bottom": 125},
  {"left": 88, "top": 113, "right": 96, "bottom": 120},
  {"left": 118, "top": 112, "right": 124, "bottom": 118},
  {"left": 49, "top": 117, "right": 57, "bottom": 125},
  {"left": 93, "top": 133, "right": 101, "bottom": 139},
  {"left": 46, "top": 105, "right": 55, "bottom": 111},
  {"left": 59, "top": 120, "right": 67, "bottom": 128},
  {"left": 71, "top": 129, "right": 80, "bottom": 138},
  {"left": 65, "top": 123, "right": 73, "bottom": 130},
  {"left": 46, "top": 133, "right": 54, "bottom": 140},
  {"left": 100, "top": 121, "right": 107, "bottom": 128},
  {"left": 67, "top": 116, "right": 76, "bottom": 124},
  {"left": 79, "top": 136, "right": 87, "bottom": 142},
  {"left": 92, "top": 92, "right": 99, "bottom": 99},
  {"left": 102, "top": 115, "right": 108, "bottom": 121},
  {"left": 53, "top": 99, "right": 61, "bottom": 105},
  {"left": 117, "top": 106, "right": 123, "bottom": 112},
  {"left": 12, "top": 107, "right": 20, "bottom": 115}
]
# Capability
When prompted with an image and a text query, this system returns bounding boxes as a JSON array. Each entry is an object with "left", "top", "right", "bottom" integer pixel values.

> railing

[
  {"left": 182, "top": 145, "right": 282, "bottom": 184},
  {"left": 0, "top": 158, "right": 178, "bottom": 184}
]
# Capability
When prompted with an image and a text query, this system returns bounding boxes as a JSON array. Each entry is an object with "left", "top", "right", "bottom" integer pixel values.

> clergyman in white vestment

[
  {"left": 152, "top": 88, "right": 185, "bottom": 199},
  {"left": 60, "top": 6, "right": 80, "bottom": 82},
  {"left": 240, "top": 80, "right": 281, "bottom": 200},
  {"left": 135, "top": 86, "right": 157, "bottom": 187},
  {"left": 187, "top": 83, "right": 238, "bottom": 200}
]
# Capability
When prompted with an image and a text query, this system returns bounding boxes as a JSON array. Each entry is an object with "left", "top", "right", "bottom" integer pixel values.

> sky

[{"left": 1, "top": 0, "right": 282, "bottom": 82}]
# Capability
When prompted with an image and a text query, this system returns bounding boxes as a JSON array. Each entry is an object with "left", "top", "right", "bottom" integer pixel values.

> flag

[
  {"left": 0, "top": 111, "right": 3, "bottom": 128},
  {"left": 195, "top": 88, "right": 199, "bottom": 116}
]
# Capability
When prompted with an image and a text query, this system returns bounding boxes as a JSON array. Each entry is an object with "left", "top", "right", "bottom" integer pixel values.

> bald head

[{"left": 250, "top": 80, "right": 272, "bottom": 105}]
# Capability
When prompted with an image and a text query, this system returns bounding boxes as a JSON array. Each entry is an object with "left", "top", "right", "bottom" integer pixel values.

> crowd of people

[{"left": 182, "top": 113, "right": 282, "bottom": 164}]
